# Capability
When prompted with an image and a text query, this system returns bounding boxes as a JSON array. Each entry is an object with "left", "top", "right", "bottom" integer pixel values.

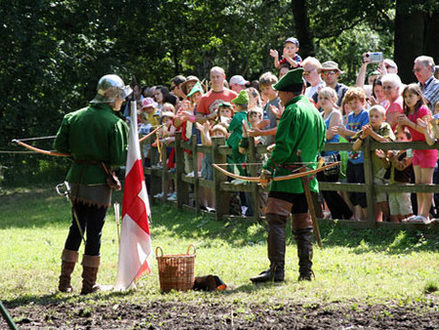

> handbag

[{"left": 322, "top": 153, "right": 340, "bottom": 177}]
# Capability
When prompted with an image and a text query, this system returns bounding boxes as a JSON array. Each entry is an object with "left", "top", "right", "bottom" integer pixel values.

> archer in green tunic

[
  {"left": 251, "top": 68, "right": 326, "bottom": 284},
  {"left": 54, "top": 74, "right": 131, "bottom": 295}
]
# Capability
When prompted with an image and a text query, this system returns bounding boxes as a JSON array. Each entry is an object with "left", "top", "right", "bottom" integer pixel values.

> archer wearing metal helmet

[{"left": 53, "top": 74, "right": 131, "bottom": 294}]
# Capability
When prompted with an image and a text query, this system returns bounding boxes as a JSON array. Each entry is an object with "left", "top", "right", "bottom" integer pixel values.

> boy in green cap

[
  {"left": 250, "top": 68, "right": 326, "bottom": 283},
  {"left": 226, "top": 90, "right": 249, "bottom": 177}
]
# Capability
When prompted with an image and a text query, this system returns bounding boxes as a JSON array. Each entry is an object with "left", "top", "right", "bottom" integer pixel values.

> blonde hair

[
  {"left": 302, "top": 57, "right": 322, "bottom": 71},
  {"left": 318, "top": 87, "right": 338, "bottom": 103},
  {"left": 211, "top": 124, "right": 227, "bottom": 136},
  {"left": 162, "top": 102, "right": 175, "bottom": 113},
  {"left": 368, "top": 105, "right": 386, "bottom": 117}
]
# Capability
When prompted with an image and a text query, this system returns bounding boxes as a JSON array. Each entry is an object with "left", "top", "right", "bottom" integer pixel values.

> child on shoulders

[{"left": 270, "top": 37, "right": 302, "bottom": 70}]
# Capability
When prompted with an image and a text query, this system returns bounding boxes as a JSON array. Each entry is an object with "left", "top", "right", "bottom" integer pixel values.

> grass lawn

[{"left": 1, "top": 186, "right": 439, "bottom": 328}]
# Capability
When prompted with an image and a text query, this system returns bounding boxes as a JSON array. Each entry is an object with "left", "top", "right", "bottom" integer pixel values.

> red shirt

[
  {"left": 197, "top": 89, "right": 238, "bottom": 115},
  {"left": 407, "top": 105, "right": 430, "bottom": 141}
]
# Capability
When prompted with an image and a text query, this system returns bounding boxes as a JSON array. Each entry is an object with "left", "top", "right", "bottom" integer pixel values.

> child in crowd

[
  {"left": 239, "top": 107, "right": 264, "bottom": 155},
  {"left": 139, "top": 97, "right": 161, "bottom": 167},
  {"left": 336, "top": 87, "right": 370, "bottom": 220},
  {"left": 278, "top": 64, "right": 290, "bottom": 79},
  {"left": 353, "top": 105, "right": 395, "bottom": 222},
  {"left": 195, "top": 122, "right": 228, "bottom": 211},
  {"left": 226, "top": 90, "right": 249, "bottom": 177},
  {"left": 217, "top": 101, "right": 234, "bottom": 127},
  {"left": 270, "top": 37, "right": 302, "bottom": 70},
  {"left": 377, "top": 129, "right": 414, "bottom": 222},
  {"left": 246, "top": 87, "right": 263, "bottom": 110},
  {"left": 158, "top": 111, "right": 177, "bottom": 200},
  {"left": 397, "top": 84, "right": 437, "bottom": 224},
  {"left": 318, "top": 87, "right": 353, "bottom": 220}
]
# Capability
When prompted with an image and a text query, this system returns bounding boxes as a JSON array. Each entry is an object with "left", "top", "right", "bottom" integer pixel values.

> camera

[{"left": 365, "top": 52, "right": 383, "bottom": 63}]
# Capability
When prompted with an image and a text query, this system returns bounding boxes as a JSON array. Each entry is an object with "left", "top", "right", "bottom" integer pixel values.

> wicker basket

[{"left": 156, "top": 245, "right": 196, "bottom": 292}]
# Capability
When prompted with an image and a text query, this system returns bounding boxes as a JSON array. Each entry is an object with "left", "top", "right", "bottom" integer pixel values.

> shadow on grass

[
  {"left": 2, "top": 188, "right": 439, "bottom": 255},
  {"left": 151, "top": 203, "right": 439, "bottom": 255}
]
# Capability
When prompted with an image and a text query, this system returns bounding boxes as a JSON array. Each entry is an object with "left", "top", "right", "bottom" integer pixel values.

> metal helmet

[{"left": 90, "top": 74, "right": 133, "bottom": 104}]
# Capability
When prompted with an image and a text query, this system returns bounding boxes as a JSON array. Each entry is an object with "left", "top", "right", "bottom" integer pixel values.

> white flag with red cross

[{"left": 115, "top": 100, "right": 152, "bottom": 290}]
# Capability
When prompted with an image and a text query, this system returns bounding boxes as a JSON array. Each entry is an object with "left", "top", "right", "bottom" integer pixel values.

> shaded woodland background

[{"left": 0, "top": 0, "right": 438, "bottom": 185}]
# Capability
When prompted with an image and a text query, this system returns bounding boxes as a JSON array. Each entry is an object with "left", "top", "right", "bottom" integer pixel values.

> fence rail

[{"left": 143, "top": 132, "right": 439, "bottom": 230}]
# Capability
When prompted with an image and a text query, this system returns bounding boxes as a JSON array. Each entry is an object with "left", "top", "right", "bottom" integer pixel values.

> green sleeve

[
  {"left": 109, "top": 120, "right": 129, "bottom": 167},
  {"left": 53, "top": 114, "right": 71, "bottom": 154}
]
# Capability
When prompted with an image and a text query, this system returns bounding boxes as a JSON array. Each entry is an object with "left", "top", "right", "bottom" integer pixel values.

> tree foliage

[{"left": 0, "top": 0, "right": 437, "bottom": 185}]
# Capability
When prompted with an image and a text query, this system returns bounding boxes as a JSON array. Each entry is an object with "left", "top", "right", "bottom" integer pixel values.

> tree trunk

[
  {"left": 291, "top": 0, "right": 314, "bottom": 58},
  {"left": 394, "top": 0, "right": 425, "bottom": 83},
  {"left": 423, "top": 11, "right": 439, "bottom": 64}
]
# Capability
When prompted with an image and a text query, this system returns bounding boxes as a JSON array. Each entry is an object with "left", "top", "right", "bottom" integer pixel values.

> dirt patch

[{"left": 2, "top": 299, "right": 439, "bottom": 329}]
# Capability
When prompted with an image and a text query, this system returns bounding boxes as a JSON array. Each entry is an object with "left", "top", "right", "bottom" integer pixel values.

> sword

[
  {"left": 297, "top": 150, "right": 323, "bottom": 248},
  {"left": 56, "top": 182, "right": 86, "bottom": 246}
]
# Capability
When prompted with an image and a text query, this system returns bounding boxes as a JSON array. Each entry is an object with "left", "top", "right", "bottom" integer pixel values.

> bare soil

[{"left": 3, "top": 298, "right": 439, "bottom": 329}]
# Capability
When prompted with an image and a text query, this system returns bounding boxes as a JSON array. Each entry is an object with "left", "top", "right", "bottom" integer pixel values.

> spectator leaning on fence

[
  {"left": 335, "top": 87, "right": 370, "bottom": 221},
  {"left": 353, "top": 105, "right": 395, "bottom": 222},
  {"left": 397, "top": 84, "right": 437, "bottom": 224},
  {"left": 248, "top": 72, "right": 281, "bottom": 145},
  {"left": 317, "top": 87, "right": 353, "bottom": 220},
  {"left": 383, "top": 129, "right": 414, "bottom": 223}
]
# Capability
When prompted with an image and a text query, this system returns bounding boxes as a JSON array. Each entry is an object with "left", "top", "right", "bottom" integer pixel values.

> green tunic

[
  {"left": 54, "top": 103, "right": 129, "bottom": 185},
  {"left": 264, "top": 95, "right": 326, "bottom": 194}
]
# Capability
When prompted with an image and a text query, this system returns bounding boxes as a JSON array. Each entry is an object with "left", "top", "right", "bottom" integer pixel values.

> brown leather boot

[
  {"left": 251, "top": 214, "right": 287, "bottom": 283},
  {"left": 80, "top": 255, "right": 100, "bottom": 295},
  {"left": 294, "top": 228, "right": 314, "bottom": 281},
  {"left": 58, "top": 249, "right": 79, "bottom": 293}
]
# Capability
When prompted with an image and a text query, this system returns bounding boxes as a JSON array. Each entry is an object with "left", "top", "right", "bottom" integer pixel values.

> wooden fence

[{"left": 143, "top": 132, "right": 439, "bottom": 230}]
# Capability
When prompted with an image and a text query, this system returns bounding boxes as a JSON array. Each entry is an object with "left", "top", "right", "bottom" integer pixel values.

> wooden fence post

[
  {"left": 248, "top": 137, "right": 260, "bottom": 220},
  {"left": 192, "top": 135, "right": 200, "bottom": 214},
  {"left": 160, "top": 140, "right": 168, "bottom": 203},
  {"left": 175, "top": 132, "right": 188, "bottom": 208},
  {"left": 363, "top": 138, "right": 376, "bottom": 227},
  {"left": 212, "top": 136, "right": 228, "bottom": 220}
]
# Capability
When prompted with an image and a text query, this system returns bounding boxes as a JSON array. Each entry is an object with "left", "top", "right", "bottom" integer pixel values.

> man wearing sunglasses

[{"left": 313, "top": 61, "right": 348, "bottom": 107}]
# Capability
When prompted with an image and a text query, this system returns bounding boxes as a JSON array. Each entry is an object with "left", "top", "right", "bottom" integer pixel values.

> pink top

[
  {"left": 385, "top": 96, "right": 403, "bottom": 131},
  {"left": 407, "top": 105, "right": 430, "bottom": 141}
]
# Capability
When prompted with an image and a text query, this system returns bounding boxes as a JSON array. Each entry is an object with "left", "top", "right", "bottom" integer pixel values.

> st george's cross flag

[{"left": 115, "top": 100, "right": 152, "bottom": 290}]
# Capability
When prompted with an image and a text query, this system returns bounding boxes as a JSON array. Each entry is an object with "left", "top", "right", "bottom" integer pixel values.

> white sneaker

[
  {"left": 153, "top": 192, "right": 164, "bottom": 198},
  {"left": 186, "top": 171, "right": 194, "bottom": 177},
  {"left": 167, "top": 193, "right": 177, "bottom": 201},
  {"left": 409, "top": 215, "right": 431, "bottom": 224}
]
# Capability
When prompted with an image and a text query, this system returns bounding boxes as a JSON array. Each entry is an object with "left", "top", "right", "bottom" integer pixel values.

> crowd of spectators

[{"left": 127, "top": 36, "right": 439, "bottom": 224}]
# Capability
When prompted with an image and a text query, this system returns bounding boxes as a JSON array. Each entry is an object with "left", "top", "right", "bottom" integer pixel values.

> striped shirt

[{"left": 419, "top": 76, "right": 439, "bottom": 112}]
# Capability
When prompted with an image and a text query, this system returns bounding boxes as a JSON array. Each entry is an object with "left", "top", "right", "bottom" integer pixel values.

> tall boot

[
  {"left": 251, "top": 214, "right": 287, "bottom": 283},
  {"left": 294, "top": 228, "right": 314, "bottom": 281},
  {"left": 80, "top": 255, "right": 100, "bottom": 295},
  {"left": 58, "top": 249, "right": 79, "bottom": 293}
]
